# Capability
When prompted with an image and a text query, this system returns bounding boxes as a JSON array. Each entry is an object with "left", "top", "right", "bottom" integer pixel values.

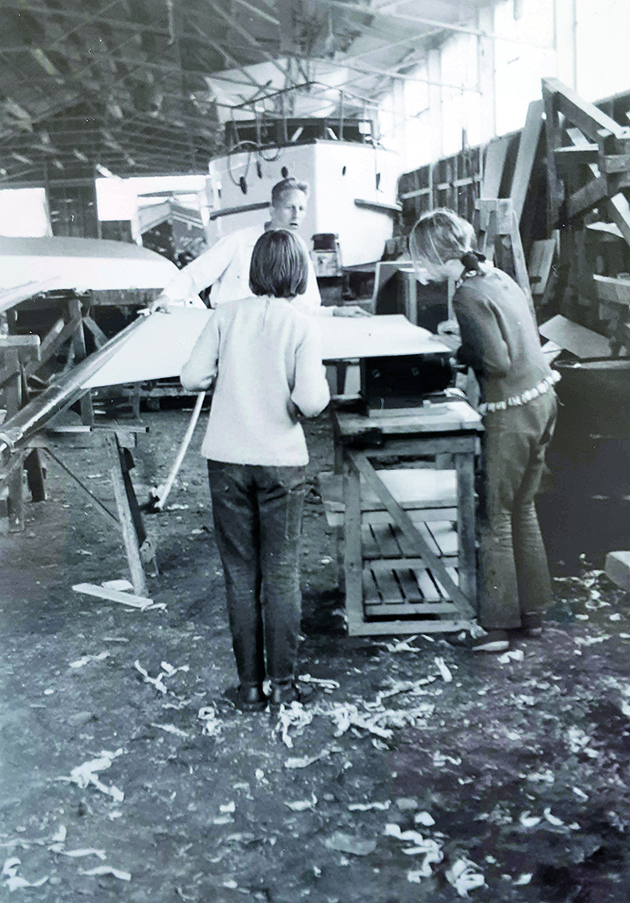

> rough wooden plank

[
  {"left": 318, "top": 469, "right": 457, "bottom": 514},
  {"left": 323, "top": 506, "right": 459, "bottom": 528},
  {"left": 363, "top": 602, "right": 456, "bottom": 616},
  {"left": 593, "top": 274, "right": 630, "bottom": 306},
  {"left": 554, "top": 144, "right": 599, "bottom": 169},
  {"left": 606, "top": 193, "right": 630, "bottom": 247},
  {"left": 73, "top": 582, "right": 153, "bottom": 608},
  {"left": 481, "top": 135, "right": 511, "bottom": 199},
  {"left": 370, "top": 523, "right": 402, "bottom": 559},
  {"left": 350, "top": 451, "right": 474, "bottom": 617},
  {"left": 528, "top": 239, "right": 557, "bottom": 298},
  {"left": 347, "top": 618, "right": 471, "bottom": 637},
  {"left": 542, "top": 84, "right": 563, "bottom": 231},
  {"left": 343, "top": 469, "right": 365, "bottom": 634},
  {"left": 362, "top": 524, "right": 380, "bottom": 558},
  {"left": 425, "top": 521, "right": 458, "bottom": 557},
  {"left": 104, "top": 433, "right": 148, "bottom": 596},
  {"left": 395, "top": 567, "right": 424, "bottom": 602},
  {"left": 371, "top": 567, "right": 403, "bottom": 605},
  {"left": 605, "top": 551, "right": 630, "bottom": 591},
  {"left": 539, "top": 314, "right": 611, "bottom": 358},
  {"left": 363, "top": 568, "right": 380, "bottom": 607},
  {"left": 511, "top": 99, "right": 544, "bottom": 221},
  {"left": 412, "top": 568, "right": 443, "bottom": 602},
  {"left": 567, "top": 175, "right": 609, "bottom": 219},
  {"left": 543, "top": 77, "right": 626, "bottom": 141}
]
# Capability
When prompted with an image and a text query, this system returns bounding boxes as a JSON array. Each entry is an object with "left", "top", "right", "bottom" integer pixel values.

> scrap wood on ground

[{"left": 2, "top": 409, "right": 630, "bottom": 902}]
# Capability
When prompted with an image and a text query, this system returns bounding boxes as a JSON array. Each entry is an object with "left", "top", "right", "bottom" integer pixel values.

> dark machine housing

[{"left": 360, "top": 352, "right": 455, "bottom": 412}]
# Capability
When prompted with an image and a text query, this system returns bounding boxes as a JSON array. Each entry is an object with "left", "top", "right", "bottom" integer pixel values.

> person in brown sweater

[{"left": 410, "top": 209, "right": 559, "bottom": 653}]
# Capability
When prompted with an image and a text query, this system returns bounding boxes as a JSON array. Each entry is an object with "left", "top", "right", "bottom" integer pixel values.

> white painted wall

[
  {"left": 378, "top": 0, "right": 630, "bottom": 171},
  {"left": 208, "top": 141, "right": 400, "bottom": 267}
]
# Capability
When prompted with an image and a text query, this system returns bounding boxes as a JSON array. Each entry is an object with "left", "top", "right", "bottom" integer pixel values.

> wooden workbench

[{"left": 320, "top": 397, "right": 483, "bottom": 636}]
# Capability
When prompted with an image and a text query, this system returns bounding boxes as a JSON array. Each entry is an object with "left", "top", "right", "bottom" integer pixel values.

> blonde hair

[{"left": 409, "top": 209, "right": 476, "bottom": 272}]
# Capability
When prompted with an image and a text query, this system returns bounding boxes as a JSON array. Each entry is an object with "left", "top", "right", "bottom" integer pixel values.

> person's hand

[
  {"left": 436, "top": 318, "right": 461, "bottom": 351},
  {"left": 147, "top": 294, "right": 173, "bottom": 314},
  {"left": 333, "top": 305, "right": 372, "bottom": 317}
]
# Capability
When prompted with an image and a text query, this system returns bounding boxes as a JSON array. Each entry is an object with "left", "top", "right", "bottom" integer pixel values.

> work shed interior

[{"left": 3, "top": 2, "right": 630, "bottom": 902}]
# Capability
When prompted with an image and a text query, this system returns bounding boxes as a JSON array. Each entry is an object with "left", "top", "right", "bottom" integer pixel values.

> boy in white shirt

[{"left": 159, "top": 177, "right": 367, "bottom": 317}]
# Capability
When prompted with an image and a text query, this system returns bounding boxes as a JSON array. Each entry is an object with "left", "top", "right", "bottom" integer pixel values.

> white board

[
  {"left": 83, "top": 311, "right": 451, "bottom": 389},
  {"left": 539, "top": 314, "right": 611, "bottom": 359},
  {"left": 0, "top": 235, "right": 178, "bottom": 295}
]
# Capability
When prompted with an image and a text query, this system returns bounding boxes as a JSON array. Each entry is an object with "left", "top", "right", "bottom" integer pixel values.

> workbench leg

[
  {"left": 69, "top": 299, "right": 95, "bottom": 426},
  {"left": 104, "top": 434, "right": 148, "bottom": 596},
  {"left": 455, "top": 451, "right": 478, "bottom": 617},
  {"left": 343, "top": 466, "right": 365, "bottom": 635},
  {"left": 25, "top": 450, "right": 46, "bottom": 503},
  {"left": 5, "top": 349, "right": 24, "bottom": 532}
]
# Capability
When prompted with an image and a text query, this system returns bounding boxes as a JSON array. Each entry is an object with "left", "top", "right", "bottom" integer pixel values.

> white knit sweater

[{"left": 180, "top": 295, "right": 330, "bottom": 465}]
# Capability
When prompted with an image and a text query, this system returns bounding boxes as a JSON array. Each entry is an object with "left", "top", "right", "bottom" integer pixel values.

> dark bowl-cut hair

[{"left": 249, "top": 229, "right": 308, "bottom": 299}]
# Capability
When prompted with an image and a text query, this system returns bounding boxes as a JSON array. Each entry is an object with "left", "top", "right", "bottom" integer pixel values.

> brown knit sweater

[{"left": 453, "top": 267, "right": 554, "bottom": 407}]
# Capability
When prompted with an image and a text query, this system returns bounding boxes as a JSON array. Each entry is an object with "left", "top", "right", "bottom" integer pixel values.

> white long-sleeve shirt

[
  {"left": 180, "top": 295, "right": 330, "bottom": 465},
  {"left": 160, "top": 224, "right": 327, "bottom": 315}
]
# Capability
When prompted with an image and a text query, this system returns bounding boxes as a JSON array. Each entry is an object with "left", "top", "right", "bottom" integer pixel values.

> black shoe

[
  {"left": 521, "top": 612, "right": 543, "bottom": 637},
  {"left": 236, "top": 685, "right": 267, "bottom": 713},
  {"left": 268, "top": 680, "right": 316, "bottom": 712}
]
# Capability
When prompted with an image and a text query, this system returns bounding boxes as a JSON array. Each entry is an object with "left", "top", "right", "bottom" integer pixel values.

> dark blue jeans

[
  {"left": 207, "top": 460, "right": 306, "bottom": 689},
  {"left": 478, "top": 391, "right": 557, "bottom": 630}
]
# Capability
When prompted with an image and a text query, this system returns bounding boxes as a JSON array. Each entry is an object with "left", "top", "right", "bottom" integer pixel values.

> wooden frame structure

[
  {"left": 0, "top": 420, "right": 156, "bottom": 596},
  {"left": 321, "top": 400, "right": 482, "bottom": 636},
  {"left": 541, "top": 78, "right": 630, "bottom": 341}
]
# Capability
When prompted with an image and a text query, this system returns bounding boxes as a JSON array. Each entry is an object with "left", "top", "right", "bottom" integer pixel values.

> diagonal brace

[{"left": 349, "top": 450, "right": 475, "bottom": 618}]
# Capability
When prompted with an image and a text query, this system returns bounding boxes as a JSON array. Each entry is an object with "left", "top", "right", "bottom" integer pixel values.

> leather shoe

[
  {"left": 268, "top": 680, "right": 316, "bottom": 711},
  {"left": 236, "top": 685, "right": 267, "bottom": 712},
  {"left": 521, "top": 612, "right": 543, "bottom": 637}
]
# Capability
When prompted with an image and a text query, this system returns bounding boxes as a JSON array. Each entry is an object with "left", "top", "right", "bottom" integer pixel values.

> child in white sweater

[{"left": 181, "top": 230, "right": 330, "bottom": 711}]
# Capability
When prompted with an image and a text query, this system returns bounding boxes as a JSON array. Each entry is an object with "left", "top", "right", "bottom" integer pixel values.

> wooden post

[
  {"left": 4, "top": 349, "right": 23, "bottom": 532},
  {"left": 454, "top": 450, "right": 478, "bottom": 615},
  {"left": 342, "top": 466, "right": 365, "bottom": 635},
  {"left": 69, "top": 298, "right": 94, "bottom": 426},
  {"left": 542, "top": 84, "right": 563, "bottom": 232},
  {"left": 104, "top": 433, "right": 148, "bottom": 596}
]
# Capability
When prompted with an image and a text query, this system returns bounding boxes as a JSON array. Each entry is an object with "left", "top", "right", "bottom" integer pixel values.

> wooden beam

[
  {"left": 349, "top": 451, "right": 475, "bottom": 618},
  {"left": 542, "top": 83, "right": 563, "bottom": 231},
  {"left": 600, "top": 154, "right": 630, "bottom": 174},
  {"left": 539, "top": 314, "right": 611, "bottom": 358},
  {"left": 554, "top": 144, "right": 598, "bottom": 168},
  {"left": 566, "top": 174, "right": 608, "bottom": 219},
  {"left": 510, "top": 99, "right": 543, "bottom": 222},
  {"left": 566, "top": 126, "right": 630, "bottom": 245},
  {"left": 480, "top": 135, "right": 511, "bottom": 199},
  {"left": 528, "top": 238, "right": 557, "bottom": 298},
  {"left": 593, "top": 274, "right": 630, "bottom": 306},
  {"left": 542, "top": 76, "right": 626, "bottom": 141}
]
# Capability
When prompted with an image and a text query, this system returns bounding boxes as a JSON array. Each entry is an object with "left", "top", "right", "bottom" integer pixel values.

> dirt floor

[{"left": 3, "top": 403, "right": 630, "bottom": 903}]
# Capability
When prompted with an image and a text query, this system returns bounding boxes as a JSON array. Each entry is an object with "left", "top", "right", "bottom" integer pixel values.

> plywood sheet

[
  {"left": 539, "top": 314, "right": 611, "bottom": 359},
  {"left": 0, "top": 235, "right": 178, "bottom": 294},
  {"left": 83, "top": 311, "right": 451, "bottom": 389}
]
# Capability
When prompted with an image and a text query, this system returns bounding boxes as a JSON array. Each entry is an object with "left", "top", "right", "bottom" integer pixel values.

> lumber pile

[{"left": 398, "top": 78, "right": 630, "bottom": 359}]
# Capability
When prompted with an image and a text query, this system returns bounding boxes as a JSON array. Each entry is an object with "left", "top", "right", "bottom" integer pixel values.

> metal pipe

[{"left": 0, "top": 313, "right": 149, "bottom": 463}]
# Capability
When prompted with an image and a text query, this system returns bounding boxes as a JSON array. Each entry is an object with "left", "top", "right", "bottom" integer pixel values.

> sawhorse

[{"left": 4, "top": 424, "right": 157, "bottom": 597}]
